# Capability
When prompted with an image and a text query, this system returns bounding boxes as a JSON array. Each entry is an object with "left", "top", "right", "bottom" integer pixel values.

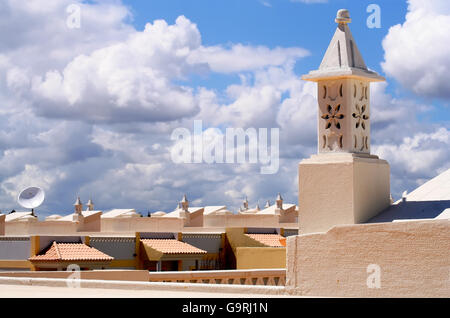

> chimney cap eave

[
  {"left": 302, "top": 67, "right": 385, "bottom": 83},
  {"left": 74, "top": 197, "right": 82, "bottom": 206}
]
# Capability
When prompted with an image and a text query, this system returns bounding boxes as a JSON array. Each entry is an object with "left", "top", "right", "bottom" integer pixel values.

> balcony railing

[{"left": 147, "top": 268, "right": 286, "bottom": 286}]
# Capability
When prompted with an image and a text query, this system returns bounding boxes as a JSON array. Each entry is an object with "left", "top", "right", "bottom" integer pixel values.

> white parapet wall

[
  {"left": 286, "top": 219, "right": 450, "bottom": 297},
  {"left": 204, "top": 214, "right": 279, "bottom": 228},
  {"left": 5, "top": 221, "right": 78, "bottom": 236},
  {"left": 0, "top": 276, "right": 286, "bottom": 296},
  {"left": 147, "top": 268, "right": 286, "bottom": 286},
  {"left": 0, "top": 270, "right": 150, "bottom": 281},
  {"left": 101, "top": 217, "right": 184, "bottom": 232}
]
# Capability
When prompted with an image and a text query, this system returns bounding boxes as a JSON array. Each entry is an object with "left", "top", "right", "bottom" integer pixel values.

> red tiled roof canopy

[
  {"left": 245, "top": 234, "right": 286, "bottom": 247},
  {"left": 141, "top": 239, "right": 207, "bottom": 255},
  {"left": 29, "top": 242, "right": 113, "bottom": 262}
]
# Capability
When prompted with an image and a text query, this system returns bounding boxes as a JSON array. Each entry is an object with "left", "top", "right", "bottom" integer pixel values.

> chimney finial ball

[{"left": 335, "top": 9, "right": 351, "bottom": 24}]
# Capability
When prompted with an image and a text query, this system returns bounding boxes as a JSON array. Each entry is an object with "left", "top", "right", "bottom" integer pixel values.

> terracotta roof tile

[
  {"left": 245, "top": 234, "right": 286, "bottom": 247},
  {"left": 141, "top": 239, "right": 207, "bottom": 254},
  {"left": 29, "top": 242, "right": 114, "bottom": 262}
]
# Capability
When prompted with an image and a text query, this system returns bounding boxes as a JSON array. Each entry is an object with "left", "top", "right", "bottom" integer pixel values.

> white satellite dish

[{"left": 18, "top": 187, "right": 45, "bottom": 212}]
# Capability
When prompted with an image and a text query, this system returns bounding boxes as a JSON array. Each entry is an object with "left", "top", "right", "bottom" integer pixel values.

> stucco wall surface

[
  {"left": 101, "top": 217, "right": 183, "bottom": 232},
  {"left": 205, "top": 214, "right": 279, "bottom": 228},
  {"left": 286, "top": 219, "right": 450, "bottom": 297},
  {"left": 236, "top": 247, "right": 286, "bottom": 270}
]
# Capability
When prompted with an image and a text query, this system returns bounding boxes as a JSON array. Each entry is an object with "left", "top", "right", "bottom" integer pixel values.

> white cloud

[
  {"left": 196, "top": 65, "right": 313, "bottom": 131},
  {"left": 277, "top": 80, "right": 317, "bottom": 148},
  {"left": 373, "top": 127, "right": 450, "bottom": 199},
  {"left": 374, "top": 128, "right": 450, "bottom": 174},
  {"left": 382, "top": 0, "right": 450, "bottom": 99},
  {"left": 368, "top": 81, "right": 450, "bottom": 199},
  {"left": 0, "top": 0, "right": 134, "bottom": 72},
  {"left": 20, "top": 13, "right": 309, "bottom": 124},
  {"left": 30, "top": 16, "right": 203, "bottom": 123},
  {"left": 188, "top": 44, "right": 309, "bottom": 73},
  {"left": 1, "top": 165, "right": 65, "bottom": 200}
]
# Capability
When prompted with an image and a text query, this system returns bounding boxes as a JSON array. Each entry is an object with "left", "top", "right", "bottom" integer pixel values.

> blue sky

[
  {"left": 0, "top": 0, "right": 449, "bottom": 216},
  {"left": 123, "top": 1, "right": 404, "bottom": 85}
]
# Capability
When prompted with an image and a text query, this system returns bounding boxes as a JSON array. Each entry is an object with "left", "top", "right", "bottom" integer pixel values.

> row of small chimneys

[
  {"left": 177, "top": 194, "right": 189, "bottom": 212},
  {"left": 240, "top": 193, "right": 284, "bottom": 212},
  {"left": 72, "top": 193, "right": 284, "bottom": 215},
  {"left": 74, "top": 197, "right": 94, "bottom": 214},
  {"left": 177, "top": 193, "right": 285, "bottom": 214},
  {"left": 72, "top": 195, "right": 190, "bottom": 215},
  {"left": 74, "top": 195, "right": 188, "bottom": 216}
]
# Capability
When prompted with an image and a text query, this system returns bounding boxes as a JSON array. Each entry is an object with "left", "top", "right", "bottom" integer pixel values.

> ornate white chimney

[
  {"left": 298, "top": 9, "right": 390, "bottom": 234},
  {"left": 303, "top": 9, "right": 385, "bottom": 154},
  {"left": 73, "top": 196, "right": 84, "bottom": 223},
  {"left": 74, "top": 197, "right": 83, "bottom": 215},
  {"left": 180, "top": 194, "right": 189, "bottom": 212},
  {"left": 86, "top": 198, "right": 94, "bottom": 211}
]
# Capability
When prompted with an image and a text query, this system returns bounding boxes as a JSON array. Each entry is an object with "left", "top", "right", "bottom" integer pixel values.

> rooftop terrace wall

[
  {"left": 286, "top": 219, "right": 450, "bottom": 297},
  {"left": 5, "top": 221, "right": 78, "bottom": 236},
  {"left": 204, "top": 214, "right": 279, "bottom": 228},
  {"left": 101, "top": 217, "right": 183, "bottom": 233}
]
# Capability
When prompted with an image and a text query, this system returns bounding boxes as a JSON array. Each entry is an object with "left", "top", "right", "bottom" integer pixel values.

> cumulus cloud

[
  {"left": 373, "top": 127, "right": 450, "bottom": 199},
  {"left": 23, "top": 14, "right": 310, "bottom": 124},
  {"left": 188, "top": 44, "right": 309, "bottom": 73},
  {"left": 382, "top": 0, "right": 450, "bottom": 99},
  {"left": 368, "top": 81, "right": 450, "bottom": 200},
  {"left": 30, "top": 16, "right": 203, "bottom": 123},
  {"left": 276, "top": 80, "right": 317, "bottom": 149},
  {"left": 1, "top": 165, "right": 64, "bottom": 201},
  {"left": 374, "top": 128, "right": 450, "bottom": 174},
  {"left": 0, "top": 0, "right": 133, "bottom": 72},
  {"left": 196, "top": 65, "right": 314, "bottom": 132}
]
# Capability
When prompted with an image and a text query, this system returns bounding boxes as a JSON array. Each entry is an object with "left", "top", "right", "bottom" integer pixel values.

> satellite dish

[{"left": 18, "top": 187, "right": 45, "bottom": 211}]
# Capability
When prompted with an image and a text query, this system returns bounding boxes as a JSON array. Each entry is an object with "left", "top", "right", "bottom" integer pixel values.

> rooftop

[
  {"left": 141, "top": 239, "right": 207, "bottom": 255},
  {"left": 245, "top": 234, "right": 286, "bottom": 247},
  {"left": 58, "top": 210, "right": 102, "bottom": 221},
  {"left": 203, "top": 206, "right": 228, "bottom": 215},
  {"left": 396, "top": 168, "right": 450, "bottom": 202},
  {"left": 162, "top": 207, "right": 203, "bottom": 218},
  {"left": 101, "top": 209, "right": 139, "bottom": 218},
  {"left": 5, "top": 212, "right": 35, "bottom": 222},
  {"left": 368, "top": 167, "right": 450, "bottom": 223},
  {"left": 29, "top": 242, "right": 114, "bottom": 262},
  {"left": 258, "top": 204, "right": 296, "bottom": 215}
]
